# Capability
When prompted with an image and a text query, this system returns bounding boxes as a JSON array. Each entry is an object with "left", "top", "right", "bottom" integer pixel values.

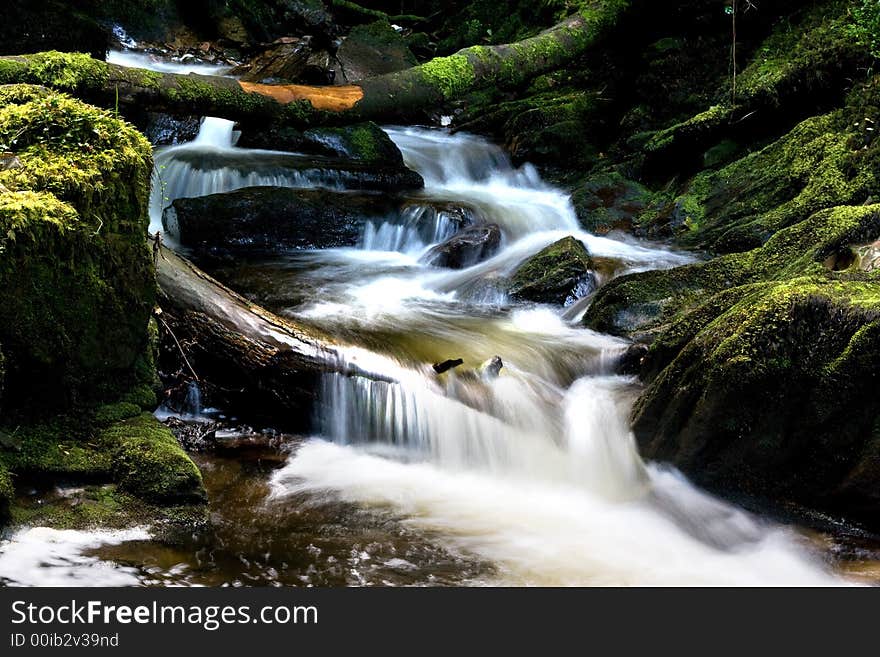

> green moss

[
  {"left": 421, "top": 55, "right": 476, "bottom": 100},
  {"left": 0, "top": 420, "right": 113, "bottom": 478},
  {"left": 94, "top": 402, "right": 143, "bottom": 427},
  {"left": 9, "top": 483, "right": 206, "bottom": 531},
  {"left": 107, "top": 413, "right": 206, "bottom": 503},
  {"left": 0, "top": 461, "right": 12, "bottom": 520},
  {"left": 586, "top": 203, "right": 880, "bottom": 339},
  {"left": 509, "top": 236, "right": 594, "bottom": 304},
  {"left": 639, "top": 76, "right": 880, "bottom": 252},
  {"left": 0, "top": 88, "right": 155, "bottom": 410},
  {"left": 301, "top": 122, "right": 403, "bottom": 166}
]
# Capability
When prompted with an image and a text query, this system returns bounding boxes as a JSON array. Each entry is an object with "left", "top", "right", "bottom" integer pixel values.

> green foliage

[{"left": 852, "top": 0, "right": 880, "bottom": 58}]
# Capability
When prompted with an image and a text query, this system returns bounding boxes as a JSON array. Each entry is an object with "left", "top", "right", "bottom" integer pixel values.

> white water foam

[{"left": 0, "top": 527, "right": 149, "bottom": 587}]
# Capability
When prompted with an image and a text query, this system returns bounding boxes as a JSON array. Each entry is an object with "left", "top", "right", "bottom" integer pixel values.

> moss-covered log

[
  {"left": 156, "top": 247, "right": 393, "bottom": 430},
  {"left": 0, "top": 2, "right": 629, "bottom": 126}
]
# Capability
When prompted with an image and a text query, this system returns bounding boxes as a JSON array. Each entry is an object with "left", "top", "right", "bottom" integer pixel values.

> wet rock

[
  {"left": 167, "top": 187, "right": 399, "bottom": 252},
  {"left": 508, "top": 236, "right": 598, "bottom": 305},
  {"left": 480, "top": 356, "right": 504, "bottom": 379},
  {"left": 617, "top": 343, "right": 649, "bottom": 376},
  {"left": 0, "top": 153, "right": 22, "bottom": 171},
  {"left": 232, "top": 38, "right": 312, "bottom": 83},
  {"left": 235, "top": 125, "right": 305, "bottom": 152},
  {"left": 142, "top": 113, "right": 201, "bottom": 146},
  {"left": 422, "top": 224, "right": 502, "bottom": 269},
  {"left": 302, "top": 122, "right": 405, "bottom": 167},
  {"left": 164, "top": 148, "right": 423, "bottom": 193},
  {"left": 300, "top": 49, "right": 339, "bottom": 85},
  {"left": 335, "top": 20, "right": 417, "bottom": 83}
]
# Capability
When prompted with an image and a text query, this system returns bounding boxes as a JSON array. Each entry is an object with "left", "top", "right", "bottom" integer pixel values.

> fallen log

[
  {"left": 155, "top": 245, "right": 390, "bottom": 429},
  {"left": 0, "top": 2, "right": 629, "bottom": 126}
]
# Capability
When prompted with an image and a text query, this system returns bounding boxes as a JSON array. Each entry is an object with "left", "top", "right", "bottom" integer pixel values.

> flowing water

[{"left": 1, "top": 55, "right": 874, "bottom": 583}]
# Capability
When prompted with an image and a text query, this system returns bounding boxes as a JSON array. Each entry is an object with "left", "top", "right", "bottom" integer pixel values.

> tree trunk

[
  {"left": 0, "top": 2, "right": 628, "bottom": 126},
  {"left": 155, "top": 246, "right": 390, "bottom": 429}
]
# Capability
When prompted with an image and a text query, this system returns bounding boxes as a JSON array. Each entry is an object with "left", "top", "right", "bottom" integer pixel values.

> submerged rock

[
  {"left": 508, "top": 237, "right": 597, "bottom": 305},
  {"left": 335, "top": 20, "right": 417, "bottom": 83},
  {"left": 422, "top": 224, "right": 502, "bottom": 269}
]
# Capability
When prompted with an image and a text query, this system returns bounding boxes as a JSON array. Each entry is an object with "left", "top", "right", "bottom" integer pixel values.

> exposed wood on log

[{"left": 238, "top": 81, "right": 363, "bottom": 112}]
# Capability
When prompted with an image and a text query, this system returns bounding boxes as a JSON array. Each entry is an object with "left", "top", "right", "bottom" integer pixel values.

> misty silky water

[{"left": 2, "top": 116, "right": 869, "bottom": 587}]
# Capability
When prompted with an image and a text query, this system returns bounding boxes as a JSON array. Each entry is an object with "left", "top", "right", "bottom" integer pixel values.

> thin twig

[{"left": 156, "top": 312, "right": 199, "bottom": 382}]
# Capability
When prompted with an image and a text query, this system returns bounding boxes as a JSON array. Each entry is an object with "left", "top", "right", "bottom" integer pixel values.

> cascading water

[
  {"left": 1, "top": 39, "right": 857, "bottom": 589},
  {"left": 268, "top": 127, "right": 842, "bottom": 586}
]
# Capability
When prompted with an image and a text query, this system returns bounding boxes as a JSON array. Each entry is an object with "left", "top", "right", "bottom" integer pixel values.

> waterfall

[{"left": 269, "top": 127, "right": 840, "bottom": 586}]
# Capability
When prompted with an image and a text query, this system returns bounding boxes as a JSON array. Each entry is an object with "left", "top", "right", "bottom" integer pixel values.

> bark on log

[
  {"left": 155, "top": 246, "right": 390, "bottom": 429},
  {"left": 0, "top": 2, "right": 628, "bottom": 126}
]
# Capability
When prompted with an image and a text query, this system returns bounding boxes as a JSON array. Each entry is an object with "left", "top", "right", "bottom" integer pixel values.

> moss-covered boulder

[
  {"left": 509, "top": 236, "right": 596, "bottom": 305},
  {"left": 336, "top": 20, "right": 417, "bottom": 83},
  {"left": 586, "top": 201, "right": 880, "bottom": 527},
  {"left": 107, "top": 413, "right": 206, "bottom": 503},
  {"left": 0, "top": 85, "right": 206, "bottom": 526},
  {"left": 632, "top": 276, "right": 880, "bottom": 526},
  {"left": 0, "top": 85, "right": 156, "bottom": 412},
  {"left": 302, "top": 121, "right": 405, "bottom": 167}
]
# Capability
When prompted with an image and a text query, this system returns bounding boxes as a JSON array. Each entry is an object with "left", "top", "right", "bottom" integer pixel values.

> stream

[{"left": 2, "top": 52, "right": 879, "bottom": 587}]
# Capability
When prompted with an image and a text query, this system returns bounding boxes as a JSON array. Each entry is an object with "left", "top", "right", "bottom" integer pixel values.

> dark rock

[
  {"left": 299, "top": 49, "right": 338, "bottom": 84},
  {"left": 571, "top": 172, "right": 651, "bottom": 235},
  {"left": 302, "top": 122, "right": 405, "bottom": 167},
  {"left": 142, "top": 113, "right": 201, "bottom": 146},
  {"left": 232, "top": 38, "right": 312, "bottom": 83},
  {"left": 166, "top": 187, "right": 399, "bottom": 252},
  {"left": 236, "top": 125, "right": 305, "bottom": 152},
  {"left": 508, "top": 236, "right": 597, "bottom": 305},
  {"left": 166, "top": 187, "right": 468, "bottom": 254},
  {"left": 166, "top": 148, "right": 423, "bottom": 193},
  {"left": 422, "top": 224, "right": 502, "bottom": 269},
  {"left": 335, "top": 20, "right": 417, "bottom": 83},
  {"left": 617, "top": 343, "right": 649, "bottom": 376},
  {"left": 480, "top": 356, "right": 504, "bottom": 379}
]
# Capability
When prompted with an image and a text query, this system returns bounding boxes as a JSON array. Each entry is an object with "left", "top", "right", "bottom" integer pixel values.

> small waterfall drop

[{"left": 269, "top": 127, "right": 841, "bottom": 586}]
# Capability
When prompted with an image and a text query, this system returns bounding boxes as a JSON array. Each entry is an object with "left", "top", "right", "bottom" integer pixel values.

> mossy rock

[
  {"left": 336, "top": 20, "right": 417, "bottom": 83},
  {"left": 637, "top": 75, "right": 880, "bottom": 251},
  {"left": 585, "top": 204, "right": 880, "bottom": 339},
  {"left": 632, "top": 276, "right": 880, "bottom": 526},
  {"left": 0, "top": 86, "right": 156, "bottom": 413},
  {"left": 571, "top": 171, "right": 651, "bottom": 234},
  {"left": 107, "top": 413, "right": 206, "bottom": 504},
  {"left": 301, "top": 122, "right": 404, "bottom": 167},
  {"left": 509, "top": 236, "right": 596, "bottom": 305}
]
